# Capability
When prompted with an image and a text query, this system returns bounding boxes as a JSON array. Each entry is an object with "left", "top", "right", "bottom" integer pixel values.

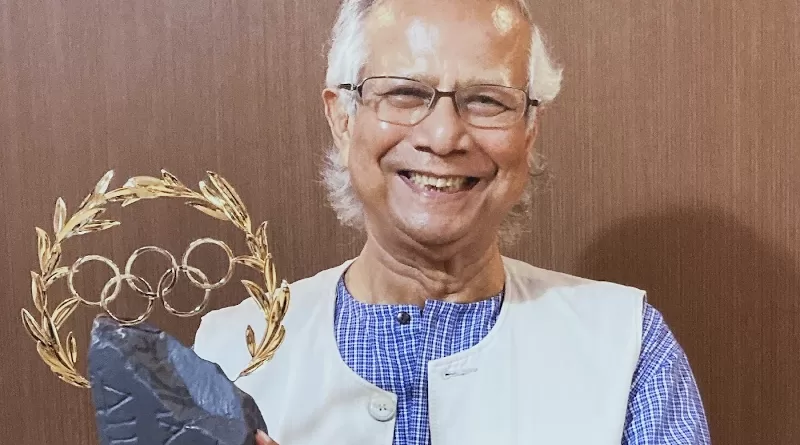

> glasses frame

[{"left": 337, "top": 75, "right": 540, "bottom": 128}]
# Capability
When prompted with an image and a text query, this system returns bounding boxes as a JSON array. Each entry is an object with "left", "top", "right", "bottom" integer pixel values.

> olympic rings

[{"left": 68, "top": 240, "right": 236, "bottom": 323}]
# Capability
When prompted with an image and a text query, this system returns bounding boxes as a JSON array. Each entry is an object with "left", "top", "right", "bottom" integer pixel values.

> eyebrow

[{"left": 389, "top": 72, "right": 514, "bottom": 88}]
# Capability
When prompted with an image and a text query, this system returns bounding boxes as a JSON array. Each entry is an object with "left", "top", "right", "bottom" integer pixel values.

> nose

[{"left": 409, "top": 94, "right": 470, "bottom": 156}]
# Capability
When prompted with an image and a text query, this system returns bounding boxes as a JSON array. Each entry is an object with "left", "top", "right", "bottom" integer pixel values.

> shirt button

[
  {"left": 368, "top": 394, "right": 396, "bottom": 421},
  {"left": 396, "top": 311, "right": 411, "bottom": 325}
]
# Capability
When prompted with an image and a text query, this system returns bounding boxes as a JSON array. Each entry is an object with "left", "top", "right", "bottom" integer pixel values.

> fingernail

[{"left": 257, "top": 430, "right": 269, "bottom": 440}]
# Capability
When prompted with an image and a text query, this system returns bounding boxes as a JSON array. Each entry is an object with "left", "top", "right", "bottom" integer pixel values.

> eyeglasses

[{"left": 338, "top": 76, "right": 539, "bottom": 129}]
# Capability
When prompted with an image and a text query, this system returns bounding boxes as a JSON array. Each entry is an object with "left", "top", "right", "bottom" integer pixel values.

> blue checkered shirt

[{"left": 334, "top": 277, "right": 710, "bottom": 444}]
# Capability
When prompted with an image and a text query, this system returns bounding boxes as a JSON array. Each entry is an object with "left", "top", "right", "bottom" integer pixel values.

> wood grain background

[{"left": 1, "top": 0, "right": 798, "bottom": 443}]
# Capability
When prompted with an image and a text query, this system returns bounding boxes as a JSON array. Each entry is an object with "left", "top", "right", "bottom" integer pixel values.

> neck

[{"left": 345, "top": 232, "right": 506, "bottom": 306}]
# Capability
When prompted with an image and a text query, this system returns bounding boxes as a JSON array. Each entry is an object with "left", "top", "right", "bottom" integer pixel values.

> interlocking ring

[
  {"left": 69, "top": 242, "right": 231, "bottom": 321},
  {"left": 124, "top": 246, "right": 179, "bottom": 300},
  {"left": 68, "top": 255, "right": 122, "bottom": 307},
  {"left": 100, "top": 273, "right": 155, "bottom": 325},
  {"left": 160, "top": 265, "right": 212, "bottom": 317},
  {"left": 181, "top": 238, "right": 235, "bottom": 291}
]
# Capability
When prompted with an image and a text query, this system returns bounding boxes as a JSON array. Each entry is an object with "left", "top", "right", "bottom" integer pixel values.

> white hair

[{"left": 321, "top": 0, "right": 563, "bottom": 244}]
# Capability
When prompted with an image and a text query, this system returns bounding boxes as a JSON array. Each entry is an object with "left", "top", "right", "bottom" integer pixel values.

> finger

[{"left": 256, "top": 430, "right": 278, "bottom": 445}]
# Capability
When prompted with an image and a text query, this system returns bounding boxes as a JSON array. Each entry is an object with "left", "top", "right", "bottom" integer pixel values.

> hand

[{"left": 256, "top": 430, "right": 278, "bottom": 445}]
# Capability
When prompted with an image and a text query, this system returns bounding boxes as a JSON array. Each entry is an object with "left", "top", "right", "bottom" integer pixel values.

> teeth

[{"left": 408, "top": 172, "right": 468, "bottom": 191}]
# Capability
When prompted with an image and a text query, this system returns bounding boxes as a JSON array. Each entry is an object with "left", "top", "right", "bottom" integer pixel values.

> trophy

[{"left": 19, "top": 170, "right": 289, "bottom": 445}]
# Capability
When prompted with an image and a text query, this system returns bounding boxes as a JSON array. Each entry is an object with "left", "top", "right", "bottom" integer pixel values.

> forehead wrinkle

[{"left": 389, "top": 71, "right": 517, "bottom": 88}]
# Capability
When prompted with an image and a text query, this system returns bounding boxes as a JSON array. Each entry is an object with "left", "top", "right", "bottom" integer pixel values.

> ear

[
  {"left": 322, "top": 88, "right": 353, "bottom": 165},
  {"left": 525, "top": 114, "right": 540, "bottom": 153}
]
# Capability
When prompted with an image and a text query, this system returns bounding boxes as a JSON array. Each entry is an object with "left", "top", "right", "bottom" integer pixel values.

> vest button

[{"left": 368, "top": 394, "right": 396, "bottom": 421}]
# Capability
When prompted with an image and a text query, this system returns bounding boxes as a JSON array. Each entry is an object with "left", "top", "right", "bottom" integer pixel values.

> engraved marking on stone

[
  {"left": 163, "top": 428, "right": 184, "bottom": 445},
  {"left": 97, "top": 385, "right": 134, "bottom": 416},
  {"left": 105, "top": 419, "right": 137, "bottom": 429},
  {"left": 156, "top": 410, "right": 184, "bottom": 436},
  {"left": 109, "top": 436, "right": 138, "bottom": 445}
]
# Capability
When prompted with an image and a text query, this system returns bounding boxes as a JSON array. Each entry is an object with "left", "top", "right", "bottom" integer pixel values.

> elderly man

[{"left": 194, "top": 0, "right": 710, "bottom": 443}]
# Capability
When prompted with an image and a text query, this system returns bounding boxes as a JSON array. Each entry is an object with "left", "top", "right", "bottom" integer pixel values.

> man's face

[{"left": 328, "top": 0, "right": 535, "bottom": 248}]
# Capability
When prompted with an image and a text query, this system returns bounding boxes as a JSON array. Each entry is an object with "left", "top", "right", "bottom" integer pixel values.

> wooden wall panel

[
  {"left": 1, "top": 0, "right": 797, "bottom": 443},
  {"left": 521, "top": 1, "right": 800, "bottom": 443}
]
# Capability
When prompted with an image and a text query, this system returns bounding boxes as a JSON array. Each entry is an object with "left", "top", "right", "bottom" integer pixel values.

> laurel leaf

[
  {"left": 37, "top": 343, "right": 64, "bottom": 371},
  {"left": 73, "top": 220, "right": 120, "bottom": 236},
  {"left": 255, "top": 221, "right": 266, "bottom": 242},
  {"left": 42, "top": 308, "right": 62, "bottom": 349},
  {"left": 141, "top": 184, "right": 184, "bottom": 197},
  {"left": 78, "top": 173, "right": 112, "bottom": 211},
  {"left": 242, "top": 279, "right": 269, "bottom": 313},
  {"left": 35, "top": 227, "right": 50, "bottom": 272},
  {"left": 265, "top": 262, "right": 278, "bottom": 295},
  {"left": 61, "top": 207, "right": 105, "bottom": 238},
  {"left": 206, "top": 172, "right": 251, "bottom": 231},
  {"left": 116, "top": 186, "right": 157, "bottom": 206},
  {"left": 94, "top": 170, "right": 115, "bottom": 196},
  {"left": 45, "top": 267, "right": 69, "bottom": 287},
  {"left": 255, "top": 325, "right": 285, "bottom": 364},
  {"left": 186, "top": 201, "right": 227, "bottom": 220},
  {"left": 43, "top": 309, "right": 72, "bottom": 368},
  {"left": 199, "top": 179, "right": 249, "bottom": 230},
  {"left": 238, "top": 361, "right": 259, "bottom": 378},
  {"left": 233, "top": 255, "right": 264, "bottom": 270},
  {"left": 121, "top": 196, "right": 143, "bottom": 207},
  {"left": 260, "top": 256, "right": 272, "bottom": 292},
  {"left": 81, "top": 195, "right": 106, "bottom": 212},
  {"left": 161, "top": 170, "right": 178, "bottom": 185},
  {"left": 78, "top": 191, "right": 94, "bottom": 210},
  {"left": 279, "top": 281, "right": 290, "bottom": 312},
  {"left": 256, "top": 221, "right": 270, "bottom": 258},
  {"left": 57, "top": 208, "right": 103, "bottom": 242},
  {"left": 31, "top": 271, "right": 46, "bottom": 313},
  {"left": 246, "top": 234, "right": 260, "bottom": 259},
  {"left": 104, "top": 187, "right": 139, "bottom": 202},
  {"left": 272, "top": 286, "right": 290, "bottom": 318},
  {"left": 21, "top": 309, "right": 47, "bottom": 343},
  {"left": 36, "top": 342, "right": 73, "bottom": 376},
  {"left": 124, "top": 176, "right": 163, "bottom": 188},
  {"left": 270, "top": 326, "right": 286, "bottom": 350},
  {"left": 53, "top": 198, "right": 67, "bottom": 234},
  {"left": 57, "top": 372, "right": 89, "bottom": 388},
  {"left": 245, "top": 325, "right": 256, "bottom": 358},
  {"left": 198, "top": 180, "right": 226, "bottom": 209},
  {"left": 52, "top": 297, "right": 81, "bottom": 329},
  {"left": 43, "top": 245, "right": 62, "bottom": 276},
  {"left": 66, "top": 331, "right": 78, "bottom": 365},
  {"left": 269, "top": 300, "right": 283, "bottom": 325}
]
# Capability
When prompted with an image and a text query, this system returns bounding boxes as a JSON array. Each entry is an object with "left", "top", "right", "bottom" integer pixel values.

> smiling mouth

[{"left": 398, "top": 170, "right": 480, "bottom": 193}]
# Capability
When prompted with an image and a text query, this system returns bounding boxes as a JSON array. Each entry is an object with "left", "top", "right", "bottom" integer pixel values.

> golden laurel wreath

[{"left": 19, "top": 170, "right": 289, "bottom": 388}]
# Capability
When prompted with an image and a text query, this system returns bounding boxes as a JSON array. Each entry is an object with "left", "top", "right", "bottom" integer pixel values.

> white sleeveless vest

[{"left": 193, "top": 257, "right": 645, "bottom": 444}]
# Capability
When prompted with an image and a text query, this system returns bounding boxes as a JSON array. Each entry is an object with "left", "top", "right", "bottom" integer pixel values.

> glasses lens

[
  {"left": 360, "top": 77, "right": 435, "bottom": 125},
  {"left": 457, "top": 85, "right": 527, "bottom": 128}
]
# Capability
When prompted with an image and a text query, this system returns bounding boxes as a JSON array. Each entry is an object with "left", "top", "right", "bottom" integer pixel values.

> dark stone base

[{"left": 88, "top": 316, "right": 268, "bottom": 445}]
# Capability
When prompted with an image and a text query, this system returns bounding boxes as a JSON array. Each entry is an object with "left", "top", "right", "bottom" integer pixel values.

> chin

[{"left": 393, "top": 214, "right": 477, "bottom": 247}]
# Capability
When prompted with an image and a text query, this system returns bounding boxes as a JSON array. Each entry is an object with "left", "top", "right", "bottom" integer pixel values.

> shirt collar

[{"left": 335, "top": 275, "right": 504, "bottom": 324}]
